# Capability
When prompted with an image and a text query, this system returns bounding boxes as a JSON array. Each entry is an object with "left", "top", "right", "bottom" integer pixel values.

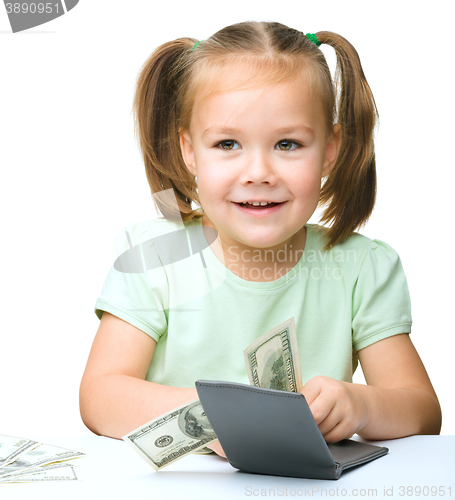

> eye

[
  {"left": 276, "top": 140, "right": 302, "bottom": 152},
  {"left": 214, "top": 139, "right": 302, "bottom": 151},
  {"left": 216, "top": 140, "right": 240, "bottom": 150}
]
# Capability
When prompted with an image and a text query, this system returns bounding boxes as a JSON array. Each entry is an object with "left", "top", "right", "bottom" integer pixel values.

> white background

[{"left": 0, "top": 0, "right": 453, "bottom": 439}]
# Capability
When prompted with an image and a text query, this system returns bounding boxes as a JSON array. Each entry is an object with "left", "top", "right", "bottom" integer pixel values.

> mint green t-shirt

[{"left": 94, "top": 217, "right": 412, "bottom": 387}]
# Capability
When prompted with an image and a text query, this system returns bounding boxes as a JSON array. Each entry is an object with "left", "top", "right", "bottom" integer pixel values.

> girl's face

[{"left": 180, "top": 71, "right": 341, "bottom": 257}]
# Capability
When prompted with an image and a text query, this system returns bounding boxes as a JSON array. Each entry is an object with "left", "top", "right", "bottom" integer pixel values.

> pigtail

[
  {"left": 132, "top": 38, "right": 201, "bottom": 221},
  {"left": 315, "top": 32, "right": 379, "bottom": 251}
]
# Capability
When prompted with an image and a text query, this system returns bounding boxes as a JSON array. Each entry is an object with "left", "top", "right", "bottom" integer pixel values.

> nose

[{"left": 238, "top": 149, "right": 278, "bottom": 185}]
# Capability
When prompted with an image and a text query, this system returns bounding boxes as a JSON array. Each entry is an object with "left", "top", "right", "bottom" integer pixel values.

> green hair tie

[
  {"left": 305, "top": 33, "right": 321, "bottom": 47},
  {"left": 192, "top": 40, "right": 204, "bottom": 51},
  {"left": 193, "top": 34, "right": 320, "bottom": 51}
]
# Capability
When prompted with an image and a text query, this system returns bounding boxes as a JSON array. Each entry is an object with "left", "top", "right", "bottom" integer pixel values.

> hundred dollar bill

[
  {"left": 0, "top": 435, "right": 41, "bottom": 468},
  {"left": 0, "top": 463, "right": 78, "bottom": 482},
  {"left": 0, "top": 461, "right": 75, "bottom": 481},
  {"left": 244, "top": 317, "right": 303, "bottom": 393},
  {"left": 0, "top": 443, "right": 85, "bottom": 479},
  {"left": 123, "top": 399, "right": 217, "bottom": 471}
]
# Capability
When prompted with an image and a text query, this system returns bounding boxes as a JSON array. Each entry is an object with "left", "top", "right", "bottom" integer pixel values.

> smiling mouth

[{"left": 235, "top": 202, "right": 283, "bottom": 209}]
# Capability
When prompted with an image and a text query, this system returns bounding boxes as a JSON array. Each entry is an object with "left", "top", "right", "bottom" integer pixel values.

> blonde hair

[{"left": 132, "top": 21, "right": 378, "bottom": 252}]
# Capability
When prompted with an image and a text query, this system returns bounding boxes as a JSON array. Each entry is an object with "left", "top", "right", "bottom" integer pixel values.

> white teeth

[{"left": 243, "top": 201, "right": 273, "bottom": 206}]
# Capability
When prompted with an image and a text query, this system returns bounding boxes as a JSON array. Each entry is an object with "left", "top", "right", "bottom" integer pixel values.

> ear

[
  {"left": 179, "top": 129, "right": 197, "bottom": 177},
  {"left": 321, "top": 123, "right": 342, "bottom": 178}
]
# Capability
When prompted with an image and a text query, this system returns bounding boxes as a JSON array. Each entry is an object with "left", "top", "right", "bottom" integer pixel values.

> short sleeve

[
  {"left": 352, "top": 239, "right": 412, "bottom": 351},
  {"left": 94, "top": 220, "right": 168, "bottom": 343}
]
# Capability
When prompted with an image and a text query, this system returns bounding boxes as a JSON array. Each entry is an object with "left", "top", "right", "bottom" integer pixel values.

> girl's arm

[
  {"left": 301, "top": 333, "right": 442, "bottom": 442},
  {"left": 79, "top": 312, "right": 199, "bottom": 440}
]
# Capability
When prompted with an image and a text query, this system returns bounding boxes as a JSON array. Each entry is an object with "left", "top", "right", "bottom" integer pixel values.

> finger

[
  {"left": 207, "top": 440, "right": 219, "bottom": 453},
  {"left": 208, "top": 440, "right": 226, "bottom": 458},
  {"left": 300, "top": 379, "right": 323, "bottom": 407},
  {"left": 322, "top": 420, "right": 355, "bottom": 443},
  {"left": 317, "top": 407, "right": 342, "bottom": 437},
  {"left": 307, "top": 393, "right": 336, "bottom": 426}
]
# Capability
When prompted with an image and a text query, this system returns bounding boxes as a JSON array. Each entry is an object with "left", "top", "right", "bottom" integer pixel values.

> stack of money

[
  {"left": 123, "top": 317, "right": 302, "bottom": 471},
  {"left": 0, "top": 435, "right": 85, "bottom": 482}
]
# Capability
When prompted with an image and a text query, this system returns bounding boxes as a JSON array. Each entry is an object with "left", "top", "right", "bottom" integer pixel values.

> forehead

[
  {"left": 191, "top": 78, "right": 323, "bottom": 136},
  {"left": 190, "top": 62, "right": 324, "bottom": 133}
]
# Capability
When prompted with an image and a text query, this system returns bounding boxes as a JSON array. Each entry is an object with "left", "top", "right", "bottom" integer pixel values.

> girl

[{"left": 79, "top": 21, "right": 441, "bottom": 458}]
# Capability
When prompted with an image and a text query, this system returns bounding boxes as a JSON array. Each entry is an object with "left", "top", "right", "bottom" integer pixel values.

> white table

[{"left": 1, "top": 435, "right": 454, "bottom": 499}]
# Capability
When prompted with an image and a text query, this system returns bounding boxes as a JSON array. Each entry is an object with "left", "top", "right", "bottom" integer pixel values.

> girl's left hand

[
  {"left": 207, "top": 440, "right": 227, "bottom": 458},
  {"left": 300, "top": 375, "right": 369, "bottom": 443}
]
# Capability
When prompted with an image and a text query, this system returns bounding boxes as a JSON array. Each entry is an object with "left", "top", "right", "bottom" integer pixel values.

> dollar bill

[
  {"left": 0, "top": 463, "right": 78, "bottom": 482},
  {"left": 0, "top": 435, "right": 41, "bottom": 468},
  {"left": 123, "top": 399, "right": 217, "bottom": 471},
  {"left": 0, "top": 443, "right": 85, "bottom": 479},
  {"left": 243, "top": 316, "right": 303, "bottom": 393}
]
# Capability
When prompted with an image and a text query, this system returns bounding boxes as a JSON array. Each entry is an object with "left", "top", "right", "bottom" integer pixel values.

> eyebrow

[{"left": 202, "top": 125, "right": 315, "bottom": 139}]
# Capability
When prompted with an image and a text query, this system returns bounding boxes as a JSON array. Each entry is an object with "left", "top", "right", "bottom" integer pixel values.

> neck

[{"left": 202, "top": 217, "right": 307, "bottom": 282}]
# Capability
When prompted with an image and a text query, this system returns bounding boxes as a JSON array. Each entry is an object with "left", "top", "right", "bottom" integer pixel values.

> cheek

[
  {"left": 286, "top": 148, "right": 324, "bottom": 186},
  {"left": 196, "top": 172, "right": 227, "bottom": 207},
  {"left": 196, "top": 161, "right": 231, "bottom": 196},
  {"left": 290, "top": 169, "right": 322, "bottom": 199}
]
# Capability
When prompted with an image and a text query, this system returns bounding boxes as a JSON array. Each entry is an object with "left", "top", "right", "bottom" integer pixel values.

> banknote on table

[
  {"left": 0, "top": 441, "right": 85, "bottom": 480},
  {"left": 123, "top": 399, "right": 218, "bottom": 470},
  {"left": 244, "top": 316, "right": 303, "bottom": 393},
  {"left": 0, "top": 462, "right": 78, "bottom": 482},
  {"left": 0, "top": 435, "right": 41, "bottom": 468}
]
